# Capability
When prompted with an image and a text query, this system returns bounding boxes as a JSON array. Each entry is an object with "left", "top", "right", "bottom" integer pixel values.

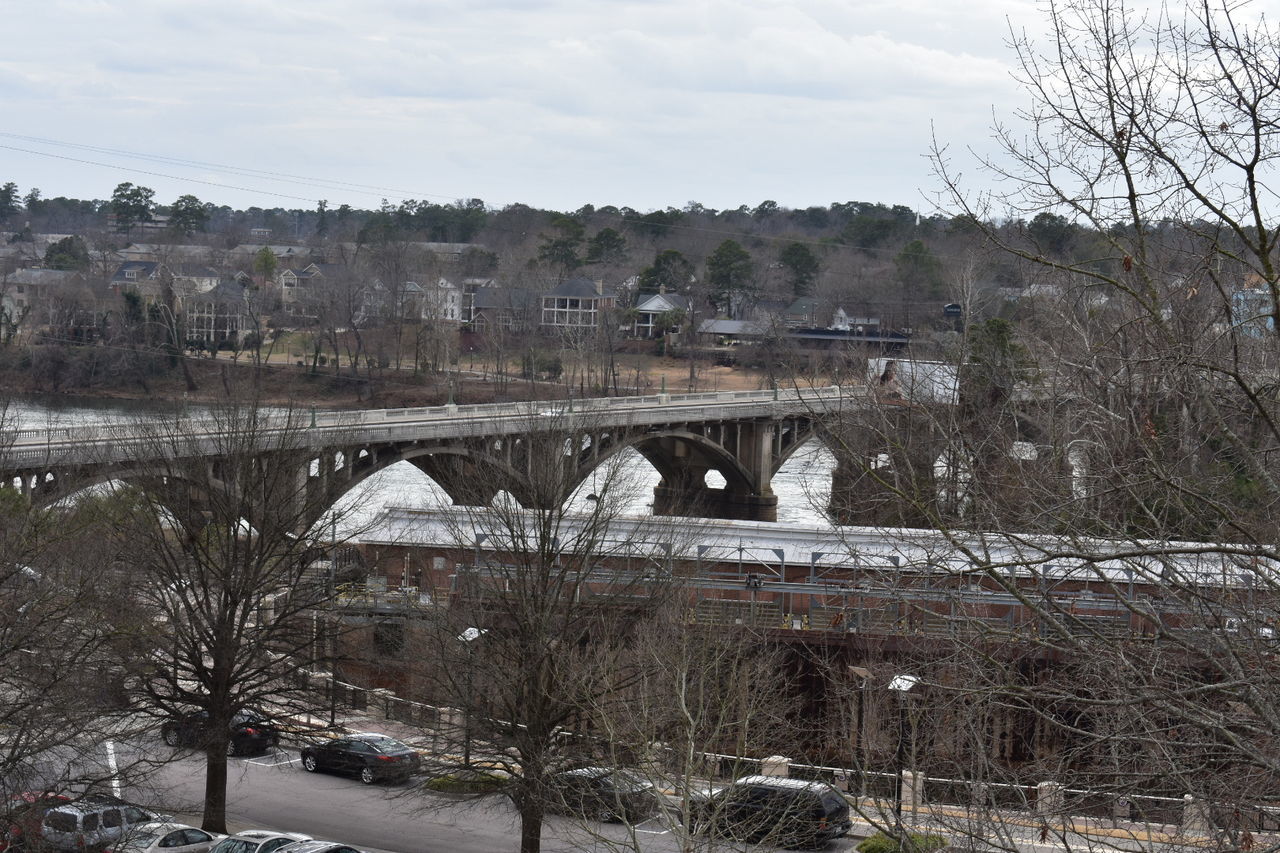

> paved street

[{"left": 126, "top": 741, "right": 863, "bottom": 853}]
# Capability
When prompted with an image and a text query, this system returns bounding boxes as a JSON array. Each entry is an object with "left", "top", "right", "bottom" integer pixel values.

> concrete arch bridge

[{"left": 2, "top": 387, "right": 872, "bottom": 532}]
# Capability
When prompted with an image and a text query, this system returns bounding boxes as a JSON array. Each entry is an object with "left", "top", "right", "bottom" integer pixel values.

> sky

[{"left": 2, "top": 0, "right": 1052, "bottom": 214}]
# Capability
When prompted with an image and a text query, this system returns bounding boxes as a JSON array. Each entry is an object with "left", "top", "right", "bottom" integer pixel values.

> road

[{"left": 126, "top": 743, "right": 862, "bottom": 853}]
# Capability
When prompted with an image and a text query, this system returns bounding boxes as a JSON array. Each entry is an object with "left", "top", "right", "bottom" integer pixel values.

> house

[
  {"left": 459, "top": 278, "right": 497, "bottom": 324},
  {"left": 4, "top": 268, "right": 87, "bottom": 324},
  {"left": 109, "top": 262, "right": 220, "bottom": 307},
  {"left": 277, "top": 262, "right": 347, "bottom": 315},
  {"left": 632, "top": 291, "right": 688, "bottom": 338},
  {"left": 404, "top": 277, "right": 462, "bottom": 324},
  {"left": 540, "top": 276, "right": 616, "bottom": 331},
  {"left": 115, "top": 243, "right": 213, "bottom": 263},
  {"left": 1231, "top": 288, "right": 1276, "bottom": 337},
  {"left": 230, "top": 244, "right": 312, "bottom": 265},
  {"left": 697, "top": 318, "right": 767, "bottom": 343},
  {"left": 168, "top": 264, "right": 220, "bottom": 300},
  {"left": 828, "top": 307, "right": 879, "bottom": 334},
  {"left": 183, "top": 279, "right": 257, "bottom": 349},
  {"left": 110, "top": 261, "right": 165, "bottom": 301},
  {"left": 469, "top": 287, "right": 538, "bottom": 333},
  {"left": 782, "top": 296, "right": 822, "bottom": 328}
]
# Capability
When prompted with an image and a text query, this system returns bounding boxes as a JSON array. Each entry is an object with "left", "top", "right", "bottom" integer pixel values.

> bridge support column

[{"left": 652, "top": 484, "right": 778, "bottom": 522}]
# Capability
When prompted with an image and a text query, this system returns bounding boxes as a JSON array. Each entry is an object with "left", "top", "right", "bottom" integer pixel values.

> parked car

[
  {"left": 299, "top": 733, "right": 419, "bottom": 785},
  {"left": 547, "top": 767, "right": 659, "bottom": 823},
  {"left": 689, "top": 775, "right": 852, "bottom": 849},
  {"left": 0, "top": 792, "right": 69, "bottom": 852},
  {"left": 107, "top": 822, "right": 223, "bottom": 853},
  {"left": 275, "top": 842, "right": 363, "bottom": 853},
  {"left": 207, "top": 830, "right": 311, "bottom": 853},
  {"left": 161, "top": 708, "right": 279, "bottom": 757},
  {"left": 1, "top": 794, "right": 162, "bottom": 852}
]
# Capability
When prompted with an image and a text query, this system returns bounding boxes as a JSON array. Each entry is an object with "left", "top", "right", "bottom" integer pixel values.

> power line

[
  {"left": 0, "top": 144, "right": 324, "bottom": 205},
  {"left": 0, "top": 132, "right": 463, "bottom": 203},
  {"left": 2, "top": 133, "right": 971, "bottom": 264}
]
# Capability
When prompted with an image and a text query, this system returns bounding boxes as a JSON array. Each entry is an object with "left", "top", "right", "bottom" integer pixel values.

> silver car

[
  {"left": 108, "top": 821, "right": 224, "bottom": 853},
  {"left": 208, "top": 829, "right": 312, "bottom": 853}
]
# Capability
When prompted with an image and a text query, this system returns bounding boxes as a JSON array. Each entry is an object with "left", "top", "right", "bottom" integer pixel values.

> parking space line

[{"left": 247, "top": 753, "right": 300, "bottom": 766}]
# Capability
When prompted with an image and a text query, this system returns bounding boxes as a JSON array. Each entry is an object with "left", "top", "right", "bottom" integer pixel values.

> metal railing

[{"left": 301, "top": 668, "right": 1262, "bottom": 836}]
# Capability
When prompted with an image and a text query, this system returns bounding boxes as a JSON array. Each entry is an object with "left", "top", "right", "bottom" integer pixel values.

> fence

[{"left": 300, "top": 669, "right": 1267, "bottom": 838}]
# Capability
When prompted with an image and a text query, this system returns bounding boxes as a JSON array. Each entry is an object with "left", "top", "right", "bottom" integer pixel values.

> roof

[
  {"left": 634, "top": 292, "right": 688, "bottom": 312},
  {"left": 734, "top": 775, "right": 835, "bottom": 791},
  {"left": 785, "top": 296, "right": 819, "bottom": 315},
  {"left": 698, "top": 319, "right": 766, "bottom": 336},
  {"left": 170, "top": 264, "right": 219, "bottom": 278},
  {"left": 188, "top": 279, "right": 253, "bottom": 306},
  {"left": 111, "top": 261, "right": 160, "bottom": 281},
  {"left": 547, "top": 276, "right": 614, "bottom": 298},
  {"left": 7, "top": 268, "right": 82, "bottom": 287},
  {"left": 360, "top": 504, "right": 1278, "bottom": 589},
  {"left": 471, "top": 287, "right": 537, "bottom": 310}
]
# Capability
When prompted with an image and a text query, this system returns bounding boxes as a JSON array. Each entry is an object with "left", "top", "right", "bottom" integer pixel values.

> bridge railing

[{"left": 3, "top": 386, "right": 861, "bottom": 470}]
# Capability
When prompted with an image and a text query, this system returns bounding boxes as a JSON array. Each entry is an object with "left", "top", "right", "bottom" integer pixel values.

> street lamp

[
  {"left": 458, "top": 627, "right": 487, "bottom": 767},
  {"left": 888, "top": 674, "right": 920, "bottom": 843},
  {"left": 848, "top": 665, "right": 872, "bottom": 796}
]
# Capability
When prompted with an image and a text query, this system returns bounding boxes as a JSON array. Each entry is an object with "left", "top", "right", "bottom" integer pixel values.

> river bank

[{"left": 1, "top": 345, "right": 783, "bottom": 411}]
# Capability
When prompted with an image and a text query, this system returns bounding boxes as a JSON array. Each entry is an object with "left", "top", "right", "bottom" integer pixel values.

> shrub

[
  {"left": 857, "top": 831, "right": 947, "bottom": 853},
  {"left": 423, "top": 770, "right": 506, "bottom": 794}
]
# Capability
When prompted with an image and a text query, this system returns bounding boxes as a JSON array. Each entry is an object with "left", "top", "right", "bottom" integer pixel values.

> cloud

[{"left": 4, "top": 0, "right": 1040, "bottom": 211}]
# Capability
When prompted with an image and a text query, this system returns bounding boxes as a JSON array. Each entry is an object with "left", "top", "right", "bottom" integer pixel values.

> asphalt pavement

[{"left": 123, "top": 739, "right": 863, "bottom": 853}]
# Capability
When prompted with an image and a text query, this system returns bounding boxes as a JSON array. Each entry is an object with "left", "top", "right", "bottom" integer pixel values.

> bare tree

[
  {"left": 800, "top": 4, "right": 1280, "bottom": 846},
  {"left": 381, "top": 410, "right": 686, "bottom": 853},
  {"left": 100, "top": 394, "right": 369, "bottom": 832}
]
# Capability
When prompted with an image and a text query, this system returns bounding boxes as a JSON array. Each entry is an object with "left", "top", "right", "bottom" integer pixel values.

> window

[
  {"left": 45, "top": 811, "right": 78, "bottom": 832},
  {"left": 81, "top": 813, "right": 99, "bottom": 832},
  {"left": 101, "top": 809, "right": 122, "bottom": 828},
  {"left": 124, "top": 807, "right": 151, "bottom": 823}
]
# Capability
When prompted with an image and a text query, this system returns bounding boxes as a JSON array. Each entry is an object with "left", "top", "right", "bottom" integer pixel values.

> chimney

[{"left": 595, "top": 278, "right": 603, "bottom": 295}]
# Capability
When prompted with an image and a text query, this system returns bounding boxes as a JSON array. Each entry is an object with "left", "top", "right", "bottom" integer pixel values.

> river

[{"left": 7, "top": 396, "right": 836, "bottom": 527}]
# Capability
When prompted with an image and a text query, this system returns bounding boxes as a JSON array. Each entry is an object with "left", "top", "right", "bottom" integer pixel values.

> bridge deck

[{"left": 3, "top": 386, "right": 863, "bottom": 468}]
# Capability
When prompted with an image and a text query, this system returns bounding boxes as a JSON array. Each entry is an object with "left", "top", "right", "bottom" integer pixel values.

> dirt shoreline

[{"left": 2, "top": 350, "right": 788, "bottom": 411}]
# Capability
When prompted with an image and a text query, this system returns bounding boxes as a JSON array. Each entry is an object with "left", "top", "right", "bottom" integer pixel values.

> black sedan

[
  {"left": 548, "top": 767, "right": 659, "bottom": 823},
  {"left": 161, "top": 709, "right": 279, "bottom": 756},
  {"left": 299, "top": 733, "right": 420, "bottom": 785}
]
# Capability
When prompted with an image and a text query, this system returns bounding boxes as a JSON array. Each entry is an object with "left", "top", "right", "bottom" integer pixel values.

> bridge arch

[
  {"left": 304, "top": 441, "right": 538, "bottom": 524},
  {"left": 568, "top": 428, "right": 758, "bottom": 499}
]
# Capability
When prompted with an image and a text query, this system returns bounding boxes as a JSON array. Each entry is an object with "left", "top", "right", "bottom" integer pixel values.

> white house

[{"left": 632, "top": 291, "right": 688, "bottom": 338}]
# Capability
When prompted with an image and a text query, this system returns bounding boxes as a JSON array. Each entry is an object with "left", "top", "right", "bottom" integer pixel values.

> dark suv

[
  {"left": 689, "top": 775, "right": 852, "bottom": 849},
  {"left": 161, "top": 709, "right": 279, "bottom": 757}
]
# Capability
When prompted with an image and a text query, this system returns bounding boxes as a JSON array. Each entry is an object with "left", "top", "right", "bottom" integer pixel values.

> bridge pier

[{"left": 652, "top": 484, "right": 778, "bottom": 522}]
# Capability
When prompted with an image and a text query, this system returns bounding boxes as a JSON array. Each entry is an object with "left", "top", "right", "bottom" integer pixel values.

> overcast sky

[{"left": 3, "top": 0, "right": 1054, "bottom": 214}]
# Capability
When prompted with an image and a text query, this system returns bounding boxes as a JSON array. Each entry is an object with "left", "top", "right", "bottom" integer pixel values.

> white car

[{"left": 109, "top": 821, "right": 224, "bottom": 853}]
